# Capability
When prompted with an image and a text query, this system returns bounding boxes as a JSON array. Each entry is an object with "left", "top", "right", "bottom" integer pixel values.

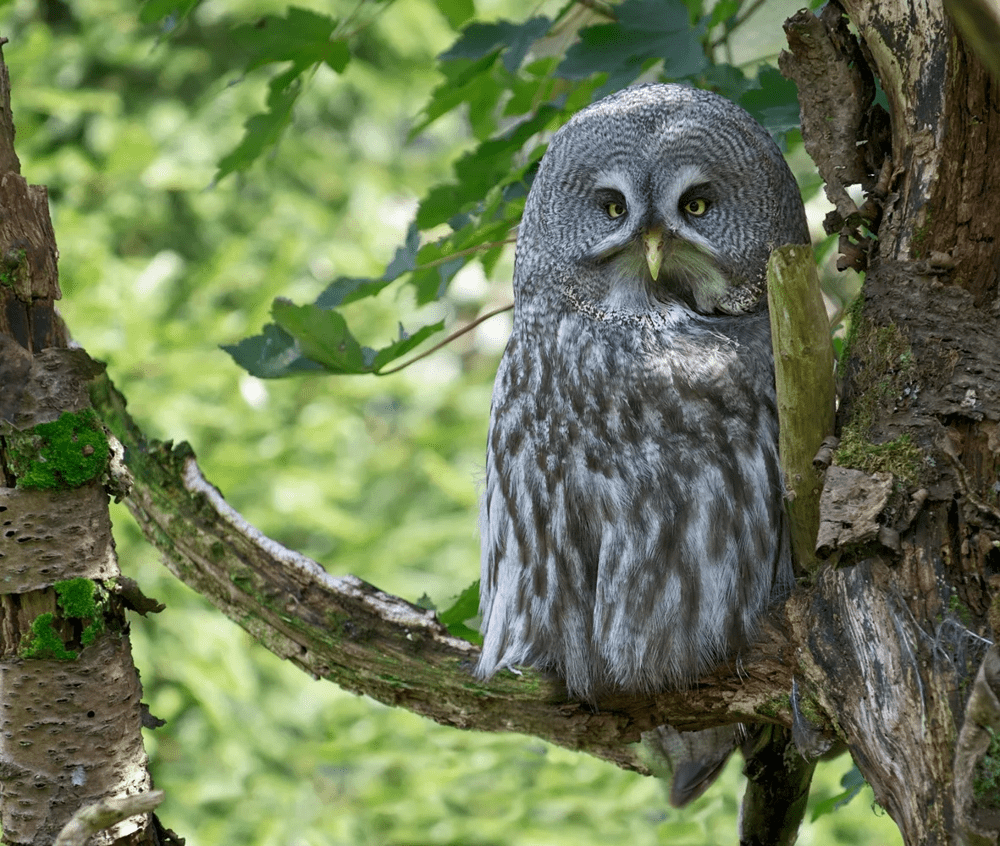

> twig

[
  {"left": 415, "top": 236, "right": 516, "bottom": 272},
  {"left": 377, "top": 303, "right": 513, "bottom": 375},
  {"left": 54, "top": 792, "right": 164, "bottom": 846}
]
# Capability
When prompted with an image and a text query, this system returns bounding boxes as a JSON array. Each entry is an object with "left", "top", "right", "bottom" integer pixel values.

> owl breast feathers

[{"left": 476, "top": 83, "right": 809, "bottom": 701}]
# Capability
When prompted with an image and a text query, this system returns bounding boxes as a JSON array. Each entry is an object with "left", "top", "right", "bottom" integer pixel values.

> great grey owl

[{"left": 475, "top": 83, "right": 808, "bottom": 795}]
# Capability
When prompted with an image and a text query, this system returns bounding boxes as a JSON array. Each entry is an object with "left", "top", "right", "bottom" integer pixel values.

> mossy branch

[{"left": 88, "top": 370, "right": 798, "bottom": 772}]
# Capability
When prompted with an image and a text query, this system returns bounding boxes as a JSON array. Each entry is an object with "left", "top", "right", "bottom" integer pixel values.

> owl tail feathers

[{"left": 641, "top": 724, "right": 741, "bottom": 807}]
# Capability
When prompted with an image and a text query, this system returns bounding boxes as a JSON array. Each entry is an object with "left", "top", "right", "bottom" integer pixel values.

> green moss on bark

[
  {"left": 973, "top": 728, "right": 1000, "bottom": 809},
  {"left": 54, "top": 577, "right": 106, "bottom": 645},
  {"left": 6, "top": 409, "right": 110, "bottom": 489},
  {"left": 19, "top": 613, "right": 78, "bottom": 660},
  {"left": 835, "top": 320, "right": 923, "bottom": 483}
]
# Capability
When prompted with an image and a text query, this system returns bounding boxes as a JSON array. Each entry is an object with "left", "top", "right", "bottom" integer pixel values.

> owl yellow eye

[
  {"left": 683, "top": 198, "right": 709, "bottom": 216},
  {"left": 606, "top": 200, "right": 627, "bottom": 219}
]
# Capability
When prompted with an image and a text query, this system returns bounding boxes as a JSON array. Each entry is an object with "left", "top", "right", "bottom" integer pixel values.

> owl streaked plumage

[{"left": 476, "top": 85, "right": 807, "bottom": 710}]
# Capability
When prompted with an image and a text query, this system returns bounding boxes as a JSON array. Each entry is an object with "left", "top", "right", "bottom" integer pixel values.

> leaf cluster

[{"left": 160, "top": 0, "right": 810, "bottom": 378}]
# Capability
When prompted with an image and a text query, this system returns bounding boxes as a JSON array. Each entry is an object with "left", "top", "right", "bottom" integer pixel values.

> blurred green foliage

[{"left": 4, "top": 0, "right": 893, "bottom": 843}]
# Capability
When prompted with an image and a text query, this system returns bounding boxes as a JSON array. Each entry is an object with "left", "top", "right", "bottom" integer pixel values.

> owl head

[{"left": 515, "top": 84, "right": 809, "bottom": 318}]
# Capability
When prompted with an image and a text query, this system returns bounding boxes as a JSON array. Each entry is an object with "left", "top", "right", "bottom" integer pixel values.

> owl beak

[{"left": 643, "top": 227, "right": 666, "bottom": 281}]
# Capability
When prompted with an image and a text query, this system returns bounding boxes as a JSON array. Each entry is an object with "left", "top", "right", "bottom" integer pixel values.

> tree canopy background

[{"left": 4, "top": 0, "right": 903, "bottom": 843}]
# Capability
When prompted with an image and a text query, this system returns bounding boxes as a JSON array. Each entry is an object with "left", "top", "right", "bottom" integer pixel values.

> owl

[{"left": 475, "top": 84, "right": 808, "bottom": 788}]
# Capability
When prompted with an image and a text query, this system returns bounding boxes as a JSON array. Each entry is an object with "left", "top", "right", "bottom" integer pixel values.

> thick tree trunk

[
  {"left": 782, "top": 1, "right": 1000, "bottom": 843},
  {"left": 0, "top": 42, "right": 163, "bottom": 846}
]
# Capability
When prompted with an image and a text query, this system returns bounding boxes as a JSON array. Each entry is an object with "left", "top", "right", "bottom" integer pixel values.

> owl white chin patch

[{"left": 593, "top": 251, "right": 693, "bottom": 323}]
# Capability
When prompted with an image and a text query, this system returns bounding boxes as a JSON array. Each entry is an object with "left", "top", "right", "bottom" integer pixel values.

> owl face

[{"left": 516, "top": 84, "right": 809, "bottom": 318}]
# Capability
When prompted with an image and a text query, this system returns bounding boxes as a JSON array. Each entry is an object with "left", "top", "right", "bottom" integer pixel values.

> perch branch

[{"left": 88, "top": 368, "right": 797, "bottom": 774}]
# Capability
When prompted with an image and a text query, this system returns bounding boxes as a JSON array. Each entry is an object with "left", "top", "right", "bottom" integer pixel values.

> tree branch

[{"left": 89, "top": 370, "right": 798, "bottom": 773}]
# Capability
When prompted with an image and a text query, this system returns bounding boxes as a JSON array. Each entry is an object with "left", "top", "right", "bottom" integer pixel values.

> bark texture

[
  {"left": 0, "top": 42, "right": 159, "bottom": 846},
  {"left": 91, "top": 375, "right": 800, "bottom": 771}
]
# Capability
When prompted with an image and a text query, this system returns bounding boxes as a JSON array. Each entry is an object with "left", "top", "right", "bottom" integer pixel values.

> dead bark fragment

[{"left": 816, "top": 466, "right": 895, "bottom": 555}]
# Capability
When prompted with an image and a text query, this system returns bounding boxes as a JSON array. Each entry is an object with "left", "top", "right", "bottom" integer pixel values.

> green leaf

[
  {"left": 314, "top": 277, "right": 381, "bottom": 310},
  {"left": 139, "top": 0, "right": 200, "bottom": 27},
  {"left": 371, "top": 321, "right": 446, "bottom": 372},
  {"left": 271, "top": 300, "right": 367, "bottom": 374},
  {"left": 314, "top": 223, "right": 421, "bottom": 310},
  {"left": 618, "top": 0, "right": 708, "bottom": 78},
  {"left": 739, "top": 66, "right": 803, "bottom": 142},
  {"left": 437, "top": 581, "right": 483, "bottom": 643},
  {"left": 503, "top": 57, "right": 561, "bottom": 117},
  {"left": 707, "top": 0, "right": 739, "bottom": 28},
  {"left": 440, "top": 17, "right": 551, "bottom": 73},
  {"left": 679, "top": 0, "right": 704, "bottom": 20},
  {"left": 230, "top": 300, "right": 446, "bottom": 378},
  {"left": 811, "top": 765, "right": 866, "bottom": 820},
  {"left": 383, "top": 222, "right": 421, "bottom": 280},
  {"left": 221, "top": 323, "right": 324, "bottom": 379},
  {"left": 231, "top": 7, "right": 348, "bottom": 73},
  {"left": 215, "top": 68, "right": 301, "bottom": 182},
  {"left": 697, "top": 63, "right": 754, "bottom": 100},
  {"left": 434, "top": 0, "right": 476, "bottom": 30},
  {"left": 416, "top": 106, "right": 559, "bottom": 229},
  {"left": 411, "top": 53, "right": 505, "bottom": 139},
  {"left": 558, "top": 0, "right": 708, "bottom": 93}
]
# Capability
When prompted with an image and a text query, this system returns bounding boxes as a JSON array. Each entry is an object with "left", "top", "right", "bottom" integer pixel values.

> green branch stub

[
  {"left": 6, "top": 409, "right": 110, "bottom": 489},
  {"left": 767, "top": 244, "right": 837, "bottom": 574}
]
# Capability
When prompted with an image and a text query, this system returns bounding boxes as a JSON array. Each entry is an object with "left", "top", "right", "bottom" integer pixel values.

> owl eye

[
  {"left": 605, "top": 200, "right": 627, "bottom": 219},
  {"left": 683, "top": 198, "right": 710, "bottom": 217}
]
